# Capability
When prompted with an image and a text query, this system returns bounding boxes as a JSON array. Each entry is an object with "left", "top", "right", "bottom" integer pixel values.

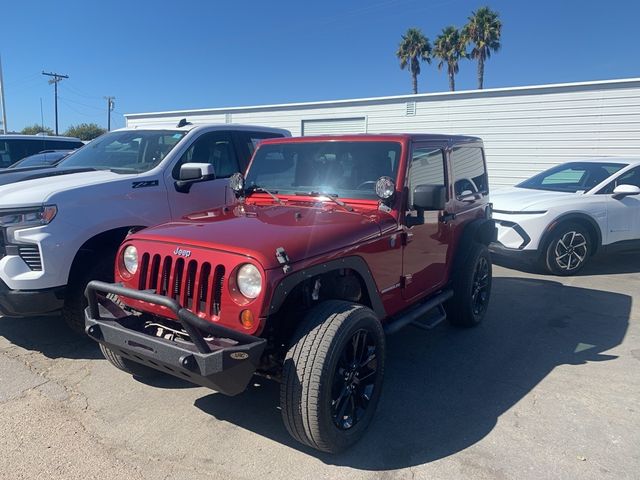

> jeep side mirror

[
  {"left": 613, "top": 184, "right": 640, "bottom": 198},
  {"left": 175, "top": 163, "right": 215, "bottom": 193},
  {"left": 413, "top": 184, "right": 446, "bottom": 211}
]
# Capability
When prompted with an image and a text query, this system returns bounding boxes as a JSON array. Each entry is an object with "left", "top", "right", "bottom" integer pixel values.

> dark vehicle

[
  {"left": 7, "top": 149, "right": 74, "bottom": 169},
  {"left": 84, "top": 134, "right": 495, "bottom": 453},
  {"left": 0, "top": 135, "right": 83, "bottom": 168}
]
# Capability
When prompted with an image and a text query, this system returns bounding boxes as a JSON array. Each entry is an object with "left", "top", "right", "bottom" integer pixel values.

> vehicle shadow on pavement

[
  {"left": 493, "top": 250, "right": 640, "bottom": 276},
  {"left": 194, "top": 276, "right": 630, "bottom": 470},
  {"left": 0, "top": 314, "right": 102, "bottom": 359}
]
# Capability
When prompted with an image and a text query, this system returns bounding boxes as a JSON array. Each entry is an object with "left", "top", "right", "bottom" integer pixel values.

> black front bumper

[
  {"left": 84, "top": 281, "right": 267, "bottom": 396},
  {"left": 0, "top": 279, "right": 65, "bottom": 317}
]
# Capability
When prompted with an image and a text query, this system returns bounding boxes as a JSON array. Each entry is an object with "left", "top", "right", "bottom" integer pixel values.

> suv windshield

[
  {"left": 517, "top": 162, "right": 627, "bottom": 193},
  {"left": 245, "top": 141, "right": 402, "bottom": 200},
  {"left": 59, "top": 130, "right": 186, "bottom": 173}
]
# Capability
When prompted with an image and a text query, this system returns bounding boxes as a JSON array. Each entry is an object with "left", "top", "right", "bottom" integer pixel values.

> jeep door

[
  {"left": 448, "top": 144, "right": 490, "bottom": 253},
  {"left": 401, "top": 143, "right": 452, "bottom": 300}
]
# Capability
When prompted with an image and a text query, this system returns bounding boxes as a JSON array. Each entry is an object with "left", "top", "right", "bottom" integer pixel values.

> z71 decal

[{"left": 131, "top": 180, "right": 159, "bottom": 189}]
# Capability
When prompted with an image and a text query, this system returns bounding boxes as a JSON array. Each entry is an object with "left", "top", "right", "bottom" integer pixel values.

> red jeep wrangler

[{"left": 85, "top": 134, "right": 495, "bottom": 453}]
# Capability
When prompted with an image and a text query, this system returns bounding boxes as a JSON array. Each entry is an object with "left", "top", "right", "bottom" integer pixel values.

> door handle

[{"left": 440, "top": 212, "right": 456, "bottom": 224}]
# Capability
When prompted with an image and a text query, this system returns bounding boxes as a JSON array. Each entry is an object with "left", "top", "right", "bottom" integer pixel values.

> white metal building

[{"left": 125, "top": 78, "right": 640, "bottom": 188}]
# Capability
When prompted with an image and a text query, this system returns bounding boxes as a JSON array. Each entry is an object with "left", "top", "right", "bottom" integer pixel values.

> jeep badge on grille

[{"left": 173, "top": 247, "right": 192, "bottom": 258}]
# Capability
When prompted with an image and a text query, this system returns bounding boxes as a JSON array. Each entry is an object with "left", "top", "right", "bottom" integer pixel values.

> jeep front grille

[
  {"left": 138, "top": 254, "right": 225, "bottom": 316},
  {"left": 18, "top": 245, "right": 42, "bottom": 271}
]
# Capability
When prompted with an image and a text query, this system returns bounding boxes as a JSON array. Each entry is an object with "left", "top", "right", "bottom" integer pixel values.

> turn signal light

[{"left": 240, "top": 310, "right": 254, "bottom": 329}]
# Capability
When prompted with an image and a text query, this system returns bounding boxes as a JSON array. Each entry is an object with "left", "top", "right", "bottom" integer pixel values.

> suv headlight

[
  {"left": 0, "top": 205, "right": 57, "bottom": 240},
  {"left": 237, "top": 263, "right": 262, "bottom": 299},
  {"left": 122, "top": 245, "right": 138, "bottom": 275}
]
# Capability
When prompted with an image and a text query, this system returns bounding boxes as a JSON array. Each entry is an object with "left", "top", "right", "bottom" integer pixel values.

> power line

[{"left": 42, "top": 71, "right": 69, "bottom": 135}]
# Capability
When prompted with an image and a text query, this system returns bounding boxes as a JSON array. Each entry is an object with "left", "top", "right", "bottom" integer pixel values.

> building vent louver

[{"left": 406, "top": 102, "right": 416, "bottom": 116}]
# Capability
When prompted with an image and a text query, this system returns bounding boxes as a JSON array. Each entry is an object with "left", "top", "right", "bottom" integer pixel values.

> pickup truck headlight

[
  {"left": 123, "top": 245, "right": 138, "bottom": 275},
  {"left": 0, "top": 205, "right": 57, "bottom": 240},
  {"left": 237, "top": 263, "right": 262, "bottom": 299}
]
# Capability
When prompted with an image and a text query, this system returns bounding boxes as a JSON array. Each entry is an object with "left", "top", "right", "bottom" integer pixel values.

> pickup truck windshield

[
  {"left": 59, "top": 130, "right": 186, "bottom": 173},
  {"left": 517, "top": 162, "right": 626, "bottom": 193},
  {"left": 245, "top": 141, "right": 402, "bottom": 200}
]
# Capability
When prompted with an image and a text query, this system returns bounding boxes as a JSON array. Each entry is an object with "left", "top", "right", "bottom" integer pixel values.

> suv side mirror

[
  {"left": 175, "top": 163, "right": 215, "bottom": 193},
  {"left": 413, "top": 184, "right": 446, "bottom": 211},
  {"left": 613, "top": 184, "right": 640, "bottom": 198}
]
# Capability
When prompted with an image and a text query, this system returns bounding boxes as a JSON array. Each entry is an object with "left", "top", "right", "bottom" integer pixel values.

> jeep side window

[
  {"left": 451, "top": 147, "right": 487, "bottom": 199},
  {"left": 407, "top": 147, "right": 446, "bottom": 208},
  {"left": 173, "top": 132, "right": 238, "bottom": 179}
]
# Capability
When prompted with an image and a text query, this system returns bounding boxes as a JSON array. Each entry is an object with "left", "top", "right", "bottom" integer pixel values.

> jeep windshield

[
  {"left": 245, "top": 141, "right": 402, "bottom": 200},
  {"left": 58, "top": 130, "right": 187, "bottom": 173},
  {"left": 517, "top": 162, "right": 627, "bottom": 193}
]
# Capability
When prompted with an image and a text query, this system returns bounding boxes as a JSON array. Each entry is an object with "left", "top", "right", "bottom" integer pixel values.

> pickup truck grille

[
  {"left": 138, "top": 253, "right": 225, "bottom": 316},
  {"left": 18, "top": 245, "right": 43, "bottom": 271}
]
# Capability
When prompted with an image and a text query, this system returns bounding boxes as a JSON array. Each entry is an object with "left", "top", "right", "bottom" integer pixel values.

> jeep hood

[
  {"left": 0, "top": 170, "right": 134, "bottom": 207},
  {"left": 131, "top": 203, "right": 391, "bottom": 269},
  {"left": 491, "top": 187, "right": 579, "bottom": 212}
]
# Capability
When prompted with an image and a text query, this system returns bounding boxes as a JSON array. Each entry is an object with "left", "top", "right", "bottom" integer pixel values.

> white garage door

[{"left": 302, "top": 117, "right": 366, "bottom": 136}]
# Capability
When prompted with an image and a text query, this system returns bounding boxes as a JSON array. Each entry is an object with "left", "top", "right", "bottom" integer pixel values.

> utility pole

[
  {"left": 104, "top": 96, "right": 115, "bottom": 131},
  {"left": 0, "top": 55, "right": 7, "bottom": 134},
  {"left": 42, "top": 71, "right": 68, "bottom": 135}
]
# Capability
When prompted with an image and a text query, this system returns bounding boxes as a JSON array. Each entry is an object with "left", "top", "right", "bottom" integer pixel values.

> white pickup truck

[{"left": 0, "top": 122, "right": 289, "bottom": 331}]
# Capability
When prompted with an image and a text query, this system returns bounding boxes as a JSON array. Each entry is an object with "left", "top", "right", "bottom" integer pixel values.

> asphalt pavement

[{"left": 1, "top": 253, "right": 639, "bottom": 480}]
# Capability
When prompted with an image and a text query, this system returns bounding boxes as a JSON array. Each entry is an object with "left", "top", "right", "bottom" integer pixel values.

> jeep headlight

[
  {"left": 0, "top": 205, "right": 57, "bottom": 240},
  {"left": 237, "top": 263, "right": 262, "bottom": 299},
  {"left": 123, "top": 245, "right": 138, "bottom": 275}
]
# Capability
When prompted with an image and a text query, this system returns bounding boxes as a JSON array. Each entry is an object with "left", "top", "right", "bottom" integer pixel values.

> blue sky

[{"left": 1, "top": 0, "right": 638, "bottom": 132}]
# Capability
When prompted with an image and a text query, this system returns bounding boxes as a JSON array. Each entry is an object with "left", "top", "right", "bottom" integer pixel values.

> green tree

[
  {"left": 462, "top": 6, "right": 502, "bottom": 89},
  {"left": 396, "top": 28, "right": 432, "bottom": 94},
  {"left": 433, "top": 26, "right": 466, "bottom": 92},
  {"left": 64, "top": 123, "right": 106, "bottom": 141},
  {"left": 21, "top": 124, "right": 54, "bottom": 135}
]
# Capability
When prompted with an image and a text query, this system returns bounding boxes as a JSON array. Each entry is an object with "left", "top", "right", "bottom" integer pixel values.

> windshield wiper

[
  {"left": 293, "top": 191, "right": 353, "bottom": 212},
  {"left": 245, "top": 185, "right": 284, "bottom": 204}
]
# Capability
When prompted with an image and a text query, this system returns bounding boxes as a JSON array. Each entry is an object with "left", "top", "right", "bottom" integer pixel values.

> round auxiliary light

[
  {"left": 240, "top": 309, "right": 255, "bottom": 329},
  {"left": 229, "top": 172, "right": 245, "bottom": 194},
  {"left": 236, "top": 263, "right": 262, "bottom": 299},
  {"left": 123, "top": 245, "right": 138, "bottom": 275},
  {"left": 375, "top": 176, "right": 396, "bottom": 201}
]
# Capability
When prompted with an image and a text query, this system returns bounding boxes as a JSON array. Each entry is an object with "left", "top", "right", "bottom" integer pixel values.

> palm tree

[
  {"left": 433, "top": 26, "right": 466, "bottom": 92},
  {"left": 396, "top": 28, "right": 432, "bottom": 94},
  {"left": 462, "top": 7, "right": 502, "bottom": 89}
]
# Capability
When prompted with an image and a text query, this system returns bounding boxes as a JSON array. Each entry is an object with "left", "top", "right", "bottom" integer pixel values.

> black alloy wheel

[{"left": 331, "top": 328, "right": 379, "bottom": 430}]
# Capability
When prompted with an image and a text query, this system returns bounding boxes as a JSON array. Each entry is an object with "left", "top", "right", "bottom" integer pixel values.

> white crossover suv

[{"left": 491, "top": 158, "right": 640, "bottom": 275}]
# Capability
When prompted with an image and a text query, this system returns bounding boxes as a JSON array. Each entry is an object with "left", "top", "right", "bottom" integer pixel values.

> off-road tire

[
  {"left": 62, "top": 254, "right": 115, "bottom": 334},
  {"left": 281, "top": 300, "right": 385, "bottom": 453},
  {"left": 543, "top": 222, "right": 591, "bottom": 276},
  {"left": 447, "top": 243, "right": 492, "bottom": 327},
  {"left": 99, "top": 343, "right": 161, "bottom": 378}
]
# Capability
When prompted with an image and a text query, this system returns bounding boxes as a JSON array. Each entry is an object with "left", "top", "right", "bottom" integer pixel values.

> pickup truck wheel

[
  {"left": 281, "top": 300, "right": 385, "bottom": 453},
  {"left": 447, "top": 243, "right": 492, "bottom": 327},
  {"left": 99, "top": 343, "right": 161, "bottom": 378},
  {"left": 62, "top": 254, "right": 115, "bottom": 335},
  {"left": 543, "top": 223, "right": 591, "bottom": 276}
]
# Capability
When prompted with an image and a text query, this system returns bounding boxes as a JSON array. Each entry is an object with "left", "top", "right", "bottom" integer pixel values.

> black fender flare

[
  {"left": 267, "top": 256, "right": 386, "bottom": 318},
  {"left": 451, "top": 218, "right": 496, "bottom": 274},
  {"left": 538, "top": 213, "right": 602, "bottom": 255}
]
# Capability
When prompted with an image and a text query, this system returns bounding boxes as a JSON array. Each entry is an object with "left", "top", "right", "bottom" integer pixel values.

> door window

[
  {"left": 173, "top": 132, "right": 238, "bottom": 179},
  {"left": 407, "top": 147, "right": 445, "bottom": 207},
  {"left": 451, "top": 147, "right": 487, "bottom": 199},
  {"left": 599, "top": 166, "right": 640, "bottom": 194}
]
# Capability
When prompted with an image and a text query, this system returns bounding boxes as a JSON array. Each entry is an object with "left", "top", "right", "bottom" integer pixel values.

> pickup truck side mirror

[
  {"left": 413, "top": 184, "right": 446, "bottom": 211},
  {"left": 175, "top": 163, "right": 216, "bottom": 193},
  {"left": 613, "top": 184, "right": 640, "bottom": 198}
]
